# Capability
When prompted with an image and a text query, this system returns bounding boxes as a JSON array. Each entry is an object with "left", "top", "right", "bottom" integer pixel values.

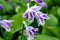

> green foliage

[
  {"left": 0, "top": 0, "right": 60, "bottom": 40},
  {"left": 45, "top": 14, "right": 58, "bottom": 27},
  {"left": 57, "top": 7, "right": 60, "bottom": 17},
  {"left": 0, "top": 37, "right": 4, "bottom": 40},
  {"left": 35, "top": 35, "right": 60, "bottom": 40},
  {"left": 52, "top": 0, "right": 60, "bottom": 6},
  {"left": 0, "top": 0, "right": 13, "bottom": 12},
  {"left": 10, "top": 14, "right": 24, "bottom": 33}
]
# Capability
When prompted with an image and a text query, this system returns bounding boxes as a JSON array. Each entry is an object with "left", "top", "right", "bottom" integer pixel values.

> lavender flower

[
  {"left": 26, "top": 0, "right": 47, "bottom": 8},
  {"left": 0, "top": 4, "right": 3, "bottom": 10},
  {"left": 23, "top": 21, "right": 38, "bottom": 40},
  {"left": 23, "top": 4, "right": 49, "bottom": 26},
  {"left": 0, "top": 20, "right": 13, "bottom": 32},
  {"left": 35, "top": 0, "right": 47, "bottom": 8},
  {"left": 23, "top": 4, "right": 42, "bottom": 22},
  {"left": 35, "top": 12, "right": 49, "bottom": 26}
]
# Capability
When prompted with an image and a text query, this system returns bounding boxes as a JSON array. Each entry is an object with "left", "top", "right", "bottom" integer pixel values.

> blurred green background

[{"left": 0, "top": 0, "right": 60, "bottom": 40}]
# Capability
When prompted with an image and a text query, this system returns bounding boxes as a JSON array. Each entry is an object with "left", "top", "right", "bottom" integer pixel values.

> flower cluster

[
  {"left": 0, "top": 20, "right": 13, "bottom": 32},
  {"left": 23, "top": 4, "right": 49, "bottom": 26},
  {"left": 0, "top": 0, "right": 49, "bottom": 40},
  {"left": 23, "top": 0, "right": 49, "bottom": 40}
]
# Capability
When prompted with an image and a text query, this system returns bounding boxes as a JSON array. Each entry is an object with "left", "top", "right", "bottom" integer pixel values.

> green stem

[
  {"left": 0, "top": 16, "right": 4, "bottom": 38},
  {"left": 46, "top": 7, "right": 48, "bottom": 14},
  {"left": 20, "top": 25, "right": 24, "bottom": 40},
  {"left": 0, "top": 27, "right": 5, "bottom": 38}
]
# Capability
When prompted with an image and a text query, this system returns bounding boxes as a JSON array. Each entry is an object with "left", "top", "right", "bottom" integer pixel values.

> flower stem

[
  {"left": 46, "top": 7, "right": 48, "bottom": 14},
  {"left": 0, "top": 27, "right": 4, "bottom": 38},
  {"left": 20, "top": 24, "right": 24, "bottom": 40}
]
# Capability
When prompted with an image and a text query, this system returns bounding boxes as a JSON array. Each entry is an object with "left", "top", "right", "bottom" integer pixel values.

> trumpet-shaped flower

[
  {"left": 23, "top": 4, "right": 42, "bottom": 22},
  {"left": 26, "top": 0, "right": 47, "bottom": 8},
  {"left": 23, "top": 21, "right": 38, "bottom": 40},
  {"left": 35, "top": 12, "right": 49, "bottom": 26},
  {"left": 0, "top": 20, "right": 13, "bottom": 32},
  {"left": 23, "top": 4, "right": 49, "bottom": 26}
]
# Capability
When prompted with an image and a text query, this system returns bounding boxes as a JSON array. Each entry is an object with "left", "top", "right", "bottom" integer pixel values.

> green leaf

[
  {"left": 4, "top": 14, "right": 24, "bottom": 40},
  {"left": 15, "top": 6, "right": 26, "bottom": 14},
  {"left": 19, "top": 0, "right": 27, "bottom": 6},
  {"left": 42, "top": 26, "right": 57, "bottom": 37},
  {"left": 4, "top": 32, "right": 13, "bottom": 40},
  {"left": 10, "top": 14, "right": 24, "bottom": 33},
  {"left": 47, "top": 27, "right": 60, "bottom": 38},
  {"left": 45, "top": 14, "right": 58, "bottom": 27},
  {"left": 46, "top": 0, "right": 53, "bottom": 8},
  {"left": 35, "top": 35, "right": 60, "bottom": 40},
  {"left": 57, "top": 7, "right": 60, "bottom": 17},
  {"left": 52, "top": 0, "right": 60, "bottom": 6},
  {"left": 0, "top": 37, "right": 4, "bottom": 40},
  {"left": 42, "top": 26, "right": 60, "bottom": 38},
  {"left": 0, "top": 0, "right": 12, "bottom": 12},
  {"left": 17, "top": 35, "right": 27, "bottom": 40},
  {"left": 11, "top": 0, "right": 20, "bottom": 3},
  {"left": 49, "top": 6, "right": 57, "bottom": 15}
]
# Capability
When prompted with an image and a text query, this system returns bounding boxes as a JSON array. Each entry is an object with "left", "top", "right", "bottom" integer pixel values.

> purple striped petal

[
  {"left": 24, "top": 12, "right": 28, "bottom": 20},
  {"left": 0, "top": 20, "right": 13, "bottom": 32},
  {"left": 35, "top": 0, "right": 47, "bottom": 8},
  {"left": 39, "top": 1, "right": 47, "bottom": 8},
  {"left": 41, "top": 14, "right": 49, "bottom": 19},
  {"left": 32, "top": 28, "right": 38, "bottom": 34},
  {"left": 40, "top": 17, "right": 44, "bottom": 24},
  {"left": 23, "top": 21, "right": 38, "bottom": 39},
  {"left": 36, "top": 11, "right": 49, "bottom": 19},
  {"left": 31, "top": 5, "right": 42, "bottom": 11},
  {"left": 29, "top": 31, "right": 34, "bottom": 37},
  {"left": 35, "top": 12, "right": 47, "bottom": 26},
  {"left": 36, "top": 0, "right": 43, "bottom": 3},
  {"left": 26, "top": 26, "right": 37, "bottom": 38},
  {"left": 24, "top": 11, "right": 35, "bottom": 22}
]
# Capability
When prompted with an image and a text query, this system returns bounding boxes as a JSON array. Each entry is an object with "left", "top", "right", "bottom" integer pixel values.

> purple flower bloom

[
  {"left": 23, "top": 4, "right": 49, "bottom": 26},
  {"left": 23, "top": 5, "right": 42, "bottom": 22},
  {"left": 23, "top": 21, "right": 38, "bottom": 39},
  {"left": 24, "top": 11, "right": 35, "bottom": 22},
  {"left": 35, "top": 12, "right": 49, "bottom": 26},
  {"left": 26, "top": 0, "right": 47, "bottom": 8},
  {"left": 34, "top": 0, "right": 47, "bottom": 8},
  {"left": 38, "top": 1, "right": 47, "bottom": 8},
  {"left": 0, "top": 4, "right": 3, "bottom": 10},
  {"left": 0, "top": 20, "right": 13, "bottom": 32}
]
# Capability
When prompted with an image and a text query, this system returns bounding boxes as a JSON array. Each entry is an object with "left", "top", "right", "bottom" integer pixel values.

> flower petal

[
  {"left": 35, "top": 0, "right": 43, "bottom": 3},
  {"left": 39, "top": 1, "right": 47, "bottom": 8},
  {"left": 24, "top": 12, "right": 28, "bottom": 20},
  {"left": 0, "top": 20, "right": 13, "bottom": 32},
  {"left": 41, "top": 14, "right": 49, "bottom": 19},
  {"left": 35, "top": 12, "right": 45, "bottom": 26},
  {"left": 23, "top": 22, "right": 37, "bottom": 39},
  {"left": 31, "top": 5, "right": 42, "bottom": 11},
  {"left": 24, "top": 11, "right": 35, "bottom": 22},
  {"left": 0, "top": 21, "right": 10, "bottom": 32}
]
